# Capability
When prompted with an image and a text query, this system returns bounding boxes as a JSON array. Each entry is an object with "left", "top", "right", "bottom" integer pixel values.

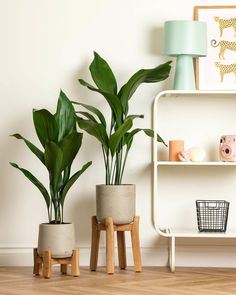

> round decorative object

[
  {"left": 178, "top": 151, "right": 191, "bottom": 162},
  {"left": 96, "top": 184, "right": 135, "bottom": 224},
  {"left": 188, "top": 147, "right": 206, "bottom": 162},
  {"left": 37, "top": 223, "right": 75, "bottom": 258},
  {"left": 220, "top": 135, "right": 236, "bottom": 162}
]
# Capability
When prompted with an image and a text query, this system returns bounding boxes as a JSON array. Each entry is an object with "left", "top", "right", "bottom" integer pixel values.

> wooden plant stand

[
  {"left": 33, "top": 248, "right": 80, "bottom": 278},
  {"left": 90, "top": 216, "right": 142, "bottom": 274}
]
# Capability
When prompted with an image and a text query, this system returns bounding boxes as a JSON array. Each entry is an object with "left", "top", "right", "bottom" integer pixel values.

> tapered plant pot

[
  {"left": 96, "top": 184, "right": 136, "bottom": 224},
  {"left": 37, "top": 223, "right": 76, "bottom": 258}
]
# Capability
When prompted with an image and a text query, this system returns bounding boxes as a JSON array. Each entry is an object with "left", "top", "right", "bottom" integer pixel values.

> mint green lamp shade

[{"left": 164, "top": 20, "right": 207, "bottom": 90}]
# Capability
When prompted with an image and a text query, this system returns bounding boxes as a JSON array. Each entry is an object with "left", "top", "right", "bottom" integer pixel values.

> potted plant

[
  {"left": 10, "top": 91, "right": 92, "bottom": 257},
  {"left": 73, "top": 52, "right": 171, "bottom": 224}
]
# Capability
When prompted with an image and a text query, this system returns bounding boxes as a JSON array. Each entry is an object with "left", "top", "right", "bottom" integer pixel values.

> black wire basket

[{"left": 196, "top": 200, "right": 230, "bottom": 232}]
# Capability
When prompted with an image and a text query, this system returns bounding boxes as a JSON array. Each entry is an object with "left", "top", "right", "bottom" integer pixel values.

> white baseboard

[{"left": 1, "top": 244, "right": 236, "bottom": 268}]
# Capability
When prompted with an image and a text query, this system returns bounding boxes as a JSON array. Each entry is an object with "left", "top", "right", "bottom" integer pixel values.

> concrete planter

[
  {"left": 37, "top": 223, "right": 75, "bottom": 258},
  {"left": 96, "top": 184, "right": 136, "bottom": 224}
]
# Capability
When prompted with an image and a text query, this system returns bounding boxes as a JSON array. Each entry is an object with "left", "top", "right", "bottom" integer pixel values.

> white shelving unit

[{"left": 152, "top": 90, "right": 236, "bottom": 272}]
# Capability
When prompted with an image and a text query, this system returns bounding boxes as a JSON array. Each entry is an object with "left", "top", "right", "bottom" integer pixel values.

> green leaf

[
  {"left": 44, "top": 142, "right": 63, "bottom": 193},
  {"left": 59, "top": 132, "right": 83, "bottom": 171},
  {"left": 55, "top": 90, "right": 76, "bottom": 142},
  {"left": 9, "top": 162, "right": 50, "bottom": 209},
  {"left": 33, "top": 109, "right": 59, "bottom": 147},
  {"left": 10, "top": 133, "right": 44, "bottom": 164},
  {"left": 77, "top": 111, "right": 98, "bottom": 123},
  {"left": 109, "top": 118, "right": 133, "bottom": 156},
  {"left": 126, "top": 114, "right": 144, "bottom": 120},
  {"left": 72, "top": 101, "right": 107, "bottom": 127},
  {"left": 89, "top": 51, "right": 117, "bottom": 94},
  {"left": 61, "top": 161, "right": 92, "bottom": 207},
  {"left": 125, "top": 128, "right": 167, "bottom": 150},
  {"left": 78, "top": 79, "right": 123, "bottom": 126},
  {"left": 125, "top": 129, "right": 143, "bottom": 150},
  {"left": 62, "top": 166, "right": 71, "bottom": 185},
  {"left": 118, "top": 61, "right": 172, "bottom": 114},
  {"left": 76, "top": 117, "right": 109, "bottom": 151}
]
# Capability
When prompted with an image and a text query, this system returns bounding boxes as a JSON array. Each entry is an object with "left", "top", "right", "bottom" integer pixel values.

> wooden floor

[{"left": 1, "top": 267, "right": 236, "bottom": 295}]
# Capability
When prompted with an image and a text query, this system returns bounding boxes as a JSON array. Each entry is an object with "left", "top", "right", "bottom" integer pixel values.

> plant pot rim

[
  {"left": 97, "top": 184, "right": 135, "bottom": 187},
  {"left": 40, "top": 222, "right": 74, "bottom": 226}
]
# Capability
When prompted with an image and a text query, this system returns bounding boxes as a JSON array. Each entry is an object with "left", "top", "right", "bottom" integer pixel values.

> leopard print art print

[{"left": 195, "top": 6, "right": 236, "bottom": 90}]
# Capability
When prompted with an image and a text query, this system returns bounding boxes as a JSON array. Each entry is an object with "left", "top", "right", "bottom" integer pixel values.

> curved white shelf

[
  {"left": 159, "top": 227, "right": 236, "bottom": 238},
  {"left": 156, "top": 161, "right": 236, "bottom": 166},
  {"left": 152, "top": 90, "right": 236, "bottom": 272}
]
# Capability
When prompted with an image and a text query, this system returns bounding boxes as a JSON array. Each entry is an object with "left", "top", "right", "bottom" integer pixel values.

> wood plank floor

[{"left": 1, "top": 267, "right": 236, "bottom": 295}]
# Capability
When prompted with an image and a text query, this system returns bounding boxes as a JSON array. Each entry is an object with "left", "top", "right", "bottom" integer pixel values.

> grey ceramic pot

[
  {"left": 37, "top": 223, "right": 75, "bottom": 258},
  {"left": 96, "top": 184, "right": 136, "bottom": 224}
]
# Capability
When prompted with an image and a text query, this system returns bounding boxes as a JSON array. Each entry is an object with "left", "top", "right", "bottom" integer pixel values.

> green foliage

[
  {"left": 74, "top": 52, "right": 171, "bottom": 185},
  {"left": 10, "top": 90, "right": 92, "bottom": 223}
]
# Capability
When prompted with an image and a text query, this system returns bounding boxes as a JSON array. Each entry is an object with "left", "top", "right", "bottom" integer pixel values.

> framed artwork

[{"left": 194, "top": 6, "right": 236, "bottom": 90}]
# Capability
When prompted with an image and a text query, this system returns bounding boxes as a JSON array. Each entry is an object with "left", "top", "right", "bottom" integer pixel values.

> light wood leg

[
  {"left": 117, "top": 231, "right": 127, "bottom": 269},
  {"left": 169, "top": 237, "right": 175, "bottom": 273},
  {"left": 90, "top": 216, "right": 100, "bottom": 271},
  {"left": 33, "top": 248, "right": 41, "bottom": 276},
  {"left": 42, "top": 251, "right": 51, "bottom": 279},
  {"left": 131, "top": 216, "right": 142, "bottom": 272},
  {"left": 61, "top": 264, "right": 67, "bottom": 275},
  {"left": 105, "top": 217, "right": 114, "bottom": 274},
  {"left": 71, "top": 249, "right": 80, "bottom": 277}
]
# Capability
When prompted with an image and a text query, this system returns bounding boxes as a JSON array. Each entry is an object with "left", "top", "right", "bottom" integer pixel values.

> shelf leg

[{"left": 168, "top": 237, "right": 175, "bottom": 273}]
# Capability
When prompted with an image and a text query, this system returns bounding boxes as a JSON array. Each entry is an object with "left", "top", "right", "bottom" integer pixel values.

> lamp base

[{"left": 174, "top": 55, "right": 196, "bottom": 90}]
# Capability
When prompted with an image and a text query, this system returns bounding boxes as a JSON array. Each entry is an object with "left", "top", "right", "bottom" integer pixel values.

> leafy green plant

[
  {"left": 73, "top": 52, "right": 171, "bottom": 185},
  {"left": 10, "top": 91, "right": 92, "bottom": 224}
]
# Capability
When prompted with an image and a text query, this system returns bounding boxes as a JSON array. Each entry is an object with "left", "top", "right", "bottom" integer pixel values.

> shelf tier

[
  {"left": 159, "top": 227, "right": 236, "bottom": 238},
  {"left": 156, "top": 161, "right": 236, "bottom": 166}
]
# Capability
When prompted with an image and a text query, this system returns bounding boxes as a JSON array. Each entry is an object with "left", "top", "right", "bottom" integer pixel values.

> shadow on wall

[
  {"left": 64, "top": 60, "right": 107, "bottom": 246},
  {"left": 65, "top": 56, "right": 107, "bottom": 110},
  {"left": 149, "top": 26, "right": 174, "bottom": 90},
  {"left": 0, "top": 114, "right": 33, "bottom": 223},
  {"left": 149, "top": 26, "right": 163, "bottom": 56},
  {"left": 67, "top": 192, "right": 95, "bottom": 245}
]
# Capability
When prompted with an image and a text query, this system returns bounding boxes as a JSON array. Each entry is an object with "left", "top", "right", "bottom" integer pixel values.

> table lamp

[{"left": 164, "top": 20, "right": 207, "bottom": 90}]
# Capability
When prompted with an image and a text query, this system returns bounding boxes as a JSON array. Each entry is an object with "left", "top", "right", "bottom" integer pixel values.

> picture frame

[{"left": 194, "top": 6, "right": 236, "bottom": 90}]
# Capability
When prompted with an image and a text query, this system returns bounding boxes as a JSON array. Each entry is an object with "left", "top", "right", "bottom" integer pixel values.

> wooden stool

[
  {"left": 33, "top": 248, "right": 80, "bottom": 278},
  {"left": 90, "top": 216, "right": 142, "bottom": 274}
]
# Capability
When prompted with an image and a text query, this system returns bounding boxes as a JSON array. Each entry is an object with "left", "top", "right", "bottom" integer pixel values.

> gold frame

[{"left": 194, "top": 6, "right": 236, "bottom": 89}]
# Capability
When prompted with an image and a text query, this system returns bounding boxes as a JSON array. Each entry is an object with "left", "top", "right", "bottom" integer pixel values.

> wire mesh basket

[{"left": 196, "top": 200, "right": 229, "bottom": 232}]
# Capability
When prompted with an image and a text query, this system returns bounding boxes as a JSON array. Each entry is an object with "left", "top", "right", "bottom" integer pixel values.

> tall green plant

[
  {"left": 10, "top": 91, "right": 92, "bottom": 223},
  {"left": 73, "top": 52, "right": 171, "bottom": 185}
]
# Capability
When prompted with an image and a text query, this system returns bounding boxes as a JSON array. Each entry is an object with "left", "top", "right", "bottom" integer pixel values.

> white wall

[{"left": 1, "top": 0, "right": 236, "bottom": 267}]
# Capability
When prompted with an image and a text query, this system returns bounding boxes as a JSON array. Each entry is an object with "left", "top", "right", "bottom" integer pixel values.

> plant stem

[
  {"left": 106, "top": 151, "right": 110, "bottom": 185},
  {"left": 49, "top": 200, "right": 52, "bottom": 223},
  {"left": 102, "top": 146, "right": 109, "bottom": 184},
  {"left": 114, "top": 138, "right": 124, "bottom": 184},
  {"left": 61, "top": 204, "right": 64, "bottom": 223},
  {"left": 108, "top": 156, "right": 114, "bottom": 185},
  {"left": 111, "top": 161, "right": 116, "bottom": 184},
  {"left": 114, "top": 152, "right": 119, "bottom": 184},
  {"left": 119, "top": 147, "right": 129, "bottom": 184}
]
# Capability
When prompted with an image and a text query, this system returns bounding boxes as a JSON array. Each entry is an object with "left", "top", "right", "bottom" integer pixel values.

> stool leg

[
  {"left": 71, "top": 249, "right": 80, "bottom": 277},
  {"left": 42, "top": 251, "right": 51, "bottom": 279},
  {"left": 117, "top": 231, "right": 127, "bottom": 270},
  {"left": 90, "top": 216, "right": 100, "bottom": 271},
  {"left": 33, "top": 248, "right": 41, "bottom": 276},
  {"left": 131, "top": 216, "right": 142, "bottom": 272},
  {"left": 105, "top": 217, "right": 114, "bottom": 274},
  {"left": 61, "top": 264, "right": 67, "bottom": 275}
]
